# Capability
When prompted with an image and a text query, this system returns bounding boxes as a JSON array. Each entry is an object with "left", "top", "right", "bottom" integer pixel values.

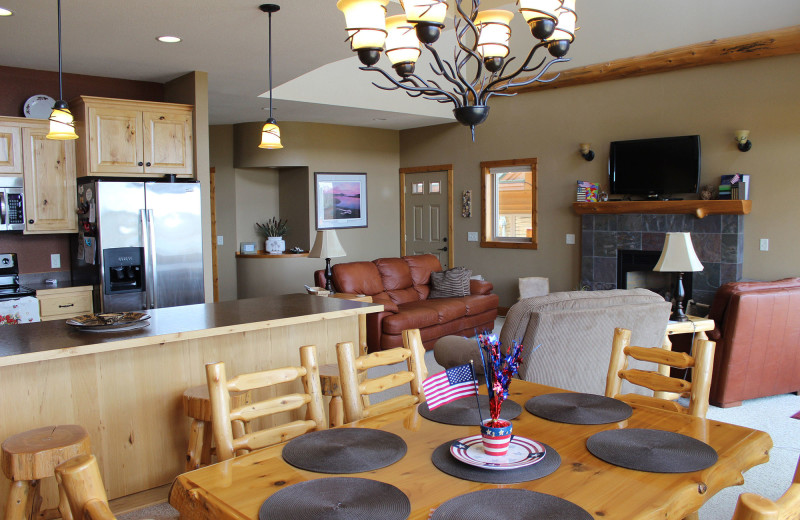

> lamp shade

[
  {"left": 337, "top": 0, "right": 390, "bottom": 51},
  {"left": 401, "top": 0, "right": 448, "bottom": 25},
  {"left": 518, "top": 0, "right": 562, "bottom": 24},
  {"left": 259, "top": 119, "right": 283, "bottom": 149},
  {"left": 46, "top": 105, "right": 78, "bottom": 140},
  {"left": 475, "top": 10, "right": 514, "bottom": 59},
  {"left": 385, "top": 14, "right": 421, "bottom": 66},
  {"left": 308, "top": 230, "right": 347, "bottom": 259},
  {"left": 653, "top": 232, "right": 704, "bottom": 273},
  {"left": 547, "top": 0, "right": 576, "bottom": 43}
]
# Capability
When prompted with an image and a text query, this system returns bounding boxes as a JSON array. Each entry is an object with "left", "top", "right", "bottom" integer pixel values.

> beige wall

[
  {"left": 236, "top": 168, "right": 280, "bottom": 245},
  {"left": 209, "top": 125, "right": 238, "bottom": 301},
  {"left": 399, "top": 55, "right": 800, "bottom": 307},
  {"left": 279, "top": 167, "right": 312, "bottom": 251}
]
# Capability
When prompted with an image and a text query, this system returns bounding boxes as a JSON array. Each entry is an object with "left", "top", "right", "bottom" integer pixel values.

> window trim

[{"left": 480, "top": 158, "right": 538, "bottom": 250}]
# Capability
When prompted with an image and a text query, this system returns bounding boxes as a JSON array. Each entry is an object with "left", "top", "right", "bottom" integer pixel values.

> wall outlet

[
  {"left": 566, "top": 233, "right": 576, "bottom": 245},
  {"left": 467, "top": 231, "right": 479, "bottom": 242},
  {"left": 50, "top": 254, "right": 61, "bottom": 269},
  {"left": 217, "top": 235, "right": 224, "bottom": 246},
  {"left": 759, "top": 238, "right": 769, "bottom": 251}
]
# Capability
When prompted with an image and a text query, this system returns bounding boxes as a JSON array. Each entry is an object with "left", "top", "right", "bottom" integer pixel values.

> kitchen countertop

[{"left": 0, "top": 293, "right": 382, "bottom": 366}]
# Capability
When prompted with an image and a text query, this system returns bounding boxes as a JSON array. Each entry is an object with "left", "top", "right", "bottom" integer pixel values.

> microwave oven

[{"left": 0, "top": 177, "right": 25, "bottom": 231}]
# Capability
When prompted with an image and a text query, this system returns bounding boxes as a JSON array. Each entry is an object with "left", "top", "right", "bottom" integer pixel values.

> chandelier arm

[
  {"left": 481, "top": 55, "right": 569, "bottom": 103},
  {"left": 492, "top": 41, "right": 550, "bottom": 85},
  {"left": 360, "top": 66, "right": 460, "bottom": 106},
  {"left": 452, "top": 7, "right": 485, "bottom": 88},
  {"left": 422, "top": 43, "right": 468, "bottom": 100}
]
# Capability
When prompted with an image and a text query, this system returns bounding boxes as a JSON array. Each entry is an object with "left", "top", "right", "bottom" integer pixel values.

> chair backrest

[
  {"left": 732, "top": 457, "right": 800, "bottom": 520},
  {"left": 605, "top": 327, "right": 715, "bottom": 418},
  {"left": 336, "top": 328, "right": 427, "bottom": 423},
  {"left": 55, "top": 454, "right": 116, "bottom": 520},
  {"left": 206, "top": 344, "right": 326, "bottom": 462}
]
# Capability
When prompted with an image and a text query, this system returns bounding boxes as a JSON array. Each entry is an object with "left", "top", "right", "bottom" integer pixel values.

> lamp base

[
  {"left": 671, "top": 272, "right": 689, "bottom": 321},
  {"left": 324, "top": 257, "right": 334, "bottom": 293}
]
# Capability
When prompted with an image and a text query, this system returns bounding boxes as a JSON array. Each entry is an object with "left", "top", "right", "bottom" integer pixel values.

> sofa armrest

[
  {"left": 470, "top": 279, "right": 493, "bottom": 295},
  {"left": 371, "top": 294, "right": 399, "bottom": 313}
]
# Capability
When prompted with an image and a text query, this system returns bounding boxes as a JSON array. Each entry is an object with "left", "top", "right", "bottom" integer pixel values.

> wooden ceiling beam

[{"left": 510, "top": 25, "right": 800, "bottom": 95}]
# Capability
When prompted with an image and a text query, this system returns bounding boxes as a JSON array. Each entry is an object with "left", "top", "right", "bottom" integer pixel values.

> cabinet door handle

[
  {"left": 58, "top": 303, "right": 75, "bottom": 308},
  {"left": 28, "top": 219, "right": 34, "bottom": 224},
  {"left": 145, "top": 162, "right": 151, "bottom": 167},
  {"left": 138, "top": 162, "right": 144, "bottom": 166}
]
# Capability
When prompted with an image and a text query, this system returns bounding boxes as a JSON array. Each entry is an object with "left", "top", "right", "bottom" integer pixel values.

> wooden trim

[
  {"left": 510, "top": 25, "right": 800, "bottom": 94},
  {"left": 480, "top": 158, "right": 538, "bottom": 250},
  {"left": 399, "top": 165, "right": 455, "bottom": 268},
  {"left": 572, "top": 200, "right": 751, "bottom": 219},
  {"left": 210, "top": 167, "right": 218, "bottom": 302}
]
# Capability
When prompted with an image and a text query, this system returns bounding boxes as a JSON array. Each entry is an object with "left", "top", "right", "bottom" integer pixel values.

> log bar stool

[
  {"left": 182, "top": 385, "right": 252, "bottom": 471},
  {"left": 2, "top": 424, "right": 91, "bottom": 520}
]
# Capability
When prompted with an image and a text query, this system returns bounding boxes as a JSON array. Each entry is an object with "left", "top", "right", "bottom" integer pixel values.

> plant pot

[
  {"left": 480, "top": 418, "right": 513, "bottom": 457},
  {"left": 265, "top": 237, "right": 285, "bottom": 255}
]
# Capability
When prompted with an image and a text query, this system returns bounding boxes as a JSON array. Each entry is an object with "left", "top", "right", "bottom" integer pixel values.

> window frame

[{"left": 480, "top": 158, "right": 538, "bottom": 250}]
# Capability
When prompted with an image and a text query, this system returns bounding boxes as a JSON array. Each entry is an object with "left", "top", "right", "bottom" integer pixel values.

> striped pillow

[{"left": 429, "top": 267, "right": 472, "bottom": 298}]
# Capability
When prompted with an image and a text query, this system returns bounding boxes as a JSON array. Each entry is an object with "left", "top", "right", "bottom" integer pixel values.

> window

[
  {"left": 480, "top": 158, "right": 537, "bottom": 249},
  {"left": 412, "top": 182, "right": 424, "bottom": 194}
]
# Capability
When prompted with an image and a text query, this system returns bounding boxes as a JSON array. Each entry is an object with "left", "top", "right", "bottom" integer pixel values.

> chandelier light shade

[
  {"left": 337, "top": 0, "right": 580, "bottom": 140},
  {"left": 258, "top": 4, "right": 283, "bottom": 150},
  {"left": 47, "top": 0, "right": 77, "bottom": 140}
]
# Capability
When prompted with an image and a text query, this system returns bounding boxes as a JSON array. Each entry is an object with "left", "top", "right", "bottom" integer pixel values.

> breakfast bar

[{"left": 0, "top": 294, "right": 383, "bottom": 511}]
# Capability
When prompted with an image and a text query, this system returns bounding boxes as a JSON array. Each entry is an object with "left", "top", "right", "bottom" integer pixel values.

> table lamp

[
  {"left": 653, "top": 232, "right": 704, "bottom": 322},
  {"left": 308, "top": 230, "right": 347, "bottom": 292}
]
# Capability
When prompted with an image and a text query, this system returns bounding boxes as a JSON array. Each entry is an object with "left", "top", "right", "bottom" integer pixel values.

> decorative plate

[
  {"left": 24, "top": 95, "right": 55, "bottom": 119},
  {"left": 450, "top": 434, "right": 546, "bottom": 470},
  {"left": 67, "top": 312, "right": 150, "bottom": 329}
]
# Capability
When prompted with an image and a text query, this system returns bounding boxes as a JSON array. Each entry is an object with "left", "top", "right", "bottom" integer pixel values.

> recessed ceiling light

[
  {"left": 0, "top": 7, "right": 13, "bottom": 16},
  {"left": 156, "top": 35, "right": 182, "bottom": 43}
]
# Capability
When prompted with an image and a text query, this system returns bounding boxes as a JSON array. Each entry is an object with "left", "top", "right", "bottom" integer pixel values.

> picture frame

[{"left": 314, "top": 172, "right": 368, "bottom": 229}]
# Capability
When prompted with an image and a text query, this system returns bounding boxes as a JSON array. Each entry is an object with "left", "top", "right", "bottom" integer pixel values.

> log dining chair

[
  {"left": 336, "top": 328, "right": 427, "bottom": 424},
  {"left": 732, "top": 456, "right": 800, "bottom": 520},
  {"left": 205, "top": 345, "right": 327, "bottom": 462},
  {"left": 54, "top": 454, "right": 115, "bottom": 520},
  {"left": 605, "top": 327, "right": 716, "bottom": 419}
]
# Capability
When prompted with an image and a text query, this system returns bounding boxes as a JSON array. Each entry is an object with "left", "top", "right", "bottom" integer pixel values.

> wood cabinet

[
  {"left": 72, "top": 96, "right": 194, "bottom": 178},
  {"left": 0, "top": 116, "right": 78, "bottom": 234},
  {"left": 37, "top": 285, "right": 93, "bottom": 321}
]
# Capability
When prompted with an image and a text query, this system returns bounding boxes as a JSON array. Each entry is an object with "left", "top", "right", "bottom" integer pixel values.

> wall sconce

[
  {"left": 579, "top": 143, "right": 595, "bottom": 161},
  {"left": 735, "top": 130, "right": 752, "bottom": 152}
]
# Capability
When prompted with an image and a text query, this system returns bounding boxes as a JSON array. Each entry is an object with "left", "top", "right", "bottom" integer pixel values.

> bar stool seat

[
  {"left": 2, "top": 424, "right": 91, "bottom": 520},
  {"left": 182, "top": 385, "right": 251, "bottom": 470}
]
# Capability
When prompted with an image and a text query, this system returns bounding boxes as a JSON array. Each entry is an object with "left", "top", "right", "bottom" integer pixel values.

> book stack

[
  {"left": 577, "top": 181, "right": 599, "bottom": 202},
  {"left": 720, "top": 174, "right": 750, "bottom": 200}
]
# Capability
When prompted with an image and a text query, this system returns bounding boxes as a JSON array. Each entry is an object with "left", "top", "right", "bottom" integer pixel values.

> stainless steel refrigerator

[{"left": 72, "top": 180, "right": 204, "bottom": 313}]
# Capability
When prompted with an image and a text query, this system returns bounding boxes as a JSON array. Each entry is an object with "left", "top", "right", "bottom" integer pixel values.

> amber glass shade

[
  {"left": 259, "top": 120, "right": 283, "bottom": 149},
  {"left": 475, "top": 10, "right": 514, "bottom": 59},
  {"left": 400, "top": 0, "right": 448, "bottom": 25},
  {"left": 337, "top": 0, "right": 390, "bottom": 50},
  {"left": 385, "top": 14, "right": 421, "bottom": 66},
  {"left": 546, "top": 0, "right": 576, "bottom": 43},
  {"left": 46, "top": 105, "right": 78, "bottom": 140}
]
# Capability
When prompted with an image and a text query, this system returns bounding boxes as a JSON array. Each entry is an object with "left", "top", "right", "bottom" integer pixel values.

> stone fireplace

[{"left": 580, "top": 213, "right": 744, "bottom": 305}]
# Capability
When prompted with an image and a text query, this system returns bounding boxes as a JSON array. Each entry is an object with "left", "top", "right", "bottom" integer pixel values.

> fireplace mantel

[{"left": 573, "top": 200, "right": 751, "bottom": 219}]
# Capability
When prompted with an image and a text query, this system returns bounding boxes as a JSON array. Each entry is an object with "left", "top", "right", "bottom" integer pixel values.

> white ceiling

[{"left": 1, "top": 0, "right": 798, "bottom": 130}]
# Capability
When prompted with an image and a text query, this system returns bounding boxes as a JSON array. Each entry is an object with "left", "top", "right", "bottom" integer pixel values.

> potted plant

[{"left": 256, "top": 217, "right": 288, "bottom": 254}]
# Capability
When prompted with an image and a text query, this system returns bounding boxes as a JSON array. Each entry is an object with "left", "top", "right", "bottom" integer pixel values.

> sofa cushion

[
  {"left": 460, "top": 294, "right": 501, "bottom": 316},
  {"left": 381, "top": 303, "right": 441, "bottom": 334},
  {"left": 413, "top": 299, "right": 467, "bottom": 324},
  {"left": 331, "top": 261, "right": 385, "bottom": 295},
  {"left": 430, "top": 267, "right": 472, "bottom": 298},
  {"left": 374, "top": 258, "right": 414, "bottom": 290},
  {"left": 404, "top": 254, "right": 443, "bottom": 286}
]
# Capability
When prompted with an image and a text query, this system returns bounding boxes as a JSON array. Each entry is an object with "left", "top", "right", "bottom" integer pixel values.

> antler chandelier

[{"left": 337, "top": 0, "right": 578, "bottom": 140}]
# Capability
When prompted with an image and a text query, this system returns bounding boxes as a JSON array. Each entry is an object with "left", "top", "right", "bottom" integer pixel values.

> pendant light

[
  {"left": 258, "top": 4, "right": 283, "bottom": 149},
  {"left": 47, "top": 0, "right": 78, "bottom": 140}
]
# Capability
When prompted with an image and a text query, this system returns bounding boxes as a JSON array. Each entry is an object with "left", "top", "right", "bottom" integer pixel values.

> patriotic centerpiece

[{"left": 478, "top": 333, "right": 524, "bottom": 427}]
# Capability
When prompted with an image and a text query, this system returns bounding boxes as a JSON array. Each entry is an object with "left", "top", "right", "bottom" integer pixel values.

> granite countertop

[{"left": 0, "top": 293, "right": 382, "bottom": 366}]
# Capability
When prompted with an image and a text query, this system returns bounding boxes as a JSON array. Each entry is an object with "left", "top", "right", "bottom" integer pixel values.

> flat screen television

[{"left": 609, "top": 135, "right": 701, "bottom": 199}]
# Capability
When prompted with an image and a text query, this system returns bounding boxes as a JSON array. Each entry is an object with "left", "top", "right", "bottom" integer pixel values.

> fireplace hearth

[{"left": 580, "top": 213, "right": 743, "bottom": 305}]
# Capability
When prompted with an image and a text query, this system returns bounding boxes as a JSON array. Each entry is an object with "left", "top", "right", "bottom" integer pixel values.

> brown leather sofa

[
  {"left": 314, "top": 254, "right": 498, "bottom": 352},
  {"left": 707, "top": 278, "right": 800, "bottom": 407}
]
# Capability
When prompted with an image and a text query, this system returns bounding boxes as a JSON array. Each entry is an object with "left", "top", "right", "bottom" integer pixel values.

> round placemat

[
  {"left": 431, "top": 439, "right": 560, "bottom": 484},
  {"left": 418, "top": 396, "right": 522, "bottom": 425},
  {"left": 430, "top": 488, "right": 593, "bottom": 520},
  {"left": 586, "top": 428, "right": 718, "bottom": 473},
  {"left": 258, "top": 477, "right": 410, "bottom": 520},
  {"left": 282, "top": 428, "right": 407, "bottom": 474},
  {"left": 525, "top": 392, "right": 633, "bottom": 425}
]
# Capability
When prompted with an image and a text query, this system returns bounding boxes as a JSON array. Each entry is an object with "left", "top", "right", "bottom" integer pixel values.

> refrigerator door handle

[
  {"left": 146, "top": 209, "right": 159, "bottom": 309},
  {"left": 141, "top": 209, "right": 153, "bottom": 310}
]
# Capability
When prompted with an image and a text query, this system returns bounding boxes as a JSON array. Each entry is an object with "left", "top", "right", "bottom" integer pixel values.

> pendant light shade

[
  {"left": 258, "top": 4, "right": 282, "bottom": 150},
  {"left": 47, "top": 0, "right": 77, "bottom": 140}
]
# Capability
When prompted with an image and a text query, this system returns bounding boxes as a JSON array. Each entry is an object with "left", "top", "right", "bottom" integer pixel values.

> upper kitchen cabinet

[
  {"left": 72, "top": 96, "right": 194, "bottom": 178},
  {"left": 0, "top": 121, "right": 23, "bottom": 174},
  {"left": 21, "top": 124, "right": 78, "bottom": 233}
]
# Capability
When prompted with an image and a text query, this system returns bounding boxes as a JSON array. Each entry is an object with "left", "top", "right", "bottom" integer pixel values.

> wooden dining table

[{"left": 169, "top": 380, "right": 772, "bottom": 520}]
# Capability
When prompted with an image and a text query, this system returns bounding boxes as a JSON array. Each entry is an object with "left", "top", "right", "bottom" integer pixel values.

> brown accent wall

[
  {"left": 0, "top": 65, "right": 164, "bottom": 118},
  {"left": 0, "top": 234, "right": 71, "bottom": 274}
]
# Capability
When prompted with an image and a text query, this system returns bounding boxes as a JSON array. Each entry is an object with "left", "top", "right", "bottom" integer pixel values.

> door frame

[
  {"left": 209, "top": 167, "right": 219, "bottom": 302},
  {"left": 399, "top": 164, "right": 454, "bottom": 268}
]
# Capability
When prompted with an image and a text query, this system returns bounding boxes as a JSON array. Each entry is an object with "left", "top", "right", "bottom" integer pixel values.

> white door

[{"left": 404, "top": 171, "right": 449, "bottom": 269}]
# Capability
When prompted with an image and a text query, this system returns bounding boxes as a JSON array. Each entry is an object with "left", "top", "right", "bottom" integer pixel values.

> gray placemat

[
  {"left": 258, "top": 477, "right": 410, "bottom": 520},
  {"left": 525, "top": 392, "right": 633, "bottom": 425},
  {"left": 431, "top": 488, "right": 593, "bottom": 520},
  {"left": 431, "top": 439, "right": 560, "bottom": 484},
  {"left": 586, "top": 428, "right": 718, "bottom": 473},
  {"left": 282, "top": 428, "right": 407, "bottom": 474},
  {"left": 418, "top": 396, "right": 522, "bottom": 425}
]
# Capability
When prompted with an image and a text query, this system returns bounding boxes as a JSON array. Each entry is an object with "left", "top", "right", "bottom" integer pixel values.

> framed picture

[{"left": 314, "top": 173, "right": 368, "bottom": 229}]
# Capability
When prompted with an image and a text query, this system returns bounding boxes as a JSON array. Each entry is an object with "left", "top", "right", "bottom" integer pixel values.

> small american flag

[{"left": 422, "top": 364, "right": 478, "bottom": 410}]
